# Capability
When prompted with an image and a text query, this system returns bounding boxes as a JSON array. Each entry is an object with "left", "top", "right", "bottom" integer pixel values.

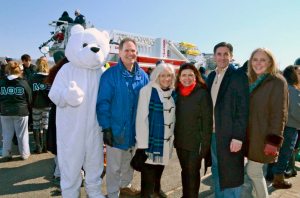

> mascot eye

[{"left": 82, "top": 43, "right": 88, "bottom": 48}]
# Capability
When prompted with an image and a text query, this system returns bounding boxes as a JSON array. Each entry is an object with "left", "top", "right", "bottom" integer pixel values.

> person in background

[
  {"left": 269, "top": 65, "right": 300, "bottom": 189},
  {"left": 2, "top": 57, "right": 19, "bottom": 146},
  {"left": 96, "top": 37, "right": 149, "bottom": 198},
  {"left": 294, "top": 57, "right": 300, "bottom": 66},
  {"left": 135, "top": 62, "right": 176, "bottom": 198},
  {"left": 0, "top": 61, "right": 32, "bottom": 161},
  {"left": 239, "top": 60, "right": 248, "bottom": 73},
  {"left": 74, "top": 9, "right": 86, "bottom": 28},
  {"left": 0, "top": 61, "right": 6, "bottom": 79},
  {"left": 206, "top": 42, "right": 249, "bottom": 198},
  {"left": 199, "top": 66, "right": 207, "bottom": 81},
  {"left": 21, "top": 54, "right": 37, "bottom": 81},
  {"left": 0, "top": 59, "right": 5, "bottom": 154},
  {"left": 5, "top": 57, "right": 13, "bottom": 64},
  {"left": 246, "top": 48, "right": 288, "bottom": 196},
  {"left": 29, "top": 59, "right": 52, "bottom": 154},
  {"left": 0, "top": 112, "right": 2, "bottom": 156},
  {"left": 174, "top": 63, "right": 213, "bottom": 198},
  {"left": 0, "top": 58, "right": 10, "bottom": 148},
  {"left": 38, "top": 56, "right": 48, "bottom": 62},
  {"left": 0, "top": 57, "right": 13, "bottom": 79},
  {"left": 146, "top": 67, "right": 153, "bottom": 77},
  {"left": 45, "top": 51, "right": 68, "bottom": 186},
  {"left": 285, "top": 60, "right": 300, "bottom": 178},
  {"left": 21, "top": 54, "right": 36, "bottom": 132},
  {"left": 57, "top": 11, "right": 74, "bottom": 26}
]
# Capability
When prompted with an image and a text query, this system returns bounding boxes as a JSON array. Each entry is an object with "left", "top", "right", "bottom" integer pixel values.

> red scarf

[{"left": 178, "top": 81, "right": 196, "bottom": 96}]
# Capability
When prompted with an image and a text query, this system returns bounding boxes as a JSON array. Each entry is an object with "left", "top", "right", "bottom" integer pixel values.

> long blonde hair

[
  {"left": 36, "top": 59, "right": 49, "bottom": 73},
  {"left": 248, "top": 48, "right": 278, "bottom": 83},
  {"left": 6, "top": 61, "right": 22, "bottom": 76}
]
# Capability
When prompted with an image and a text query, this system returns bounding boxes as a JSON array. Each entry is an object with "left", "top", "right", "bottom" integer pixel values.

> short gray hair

[{"left": 150, "top": 63, "right": 176, "bottom": 89}]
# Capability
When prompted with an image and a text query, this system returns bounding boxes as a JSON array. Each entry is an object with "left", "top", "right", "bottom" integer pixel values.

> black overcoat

[{"left": 206, "top": 65, "right": 249, "bottom": 189}]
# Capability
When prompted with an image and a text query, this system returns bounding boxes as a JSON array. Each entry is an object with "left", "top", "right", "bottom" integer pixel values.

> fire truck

[{"left": 39, "top": 21, "right": 206, "bottom": 71}]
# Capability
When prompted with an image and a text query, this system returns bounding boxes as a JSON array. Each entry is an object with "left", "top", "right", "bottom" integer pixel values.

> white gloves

[{"left": 63, "top": 81, "right": 84, "bottom": 107}]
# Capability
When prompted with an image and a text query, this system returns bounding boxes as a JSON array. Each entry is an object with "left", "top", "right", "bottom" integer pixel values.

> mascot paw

[{"left": 64, "top": 81, "right": 84, "bottom": 106}]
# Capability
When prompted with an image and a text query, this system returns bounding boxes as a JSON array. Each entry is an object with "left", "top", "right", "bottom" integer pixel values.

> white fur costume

[{"left": 49, "top": 25, "right": 110, "bottom": 198}]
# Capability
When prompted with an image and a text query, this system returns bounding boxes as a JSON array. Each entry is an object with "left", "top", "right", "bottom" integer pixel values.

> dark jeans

[
  {"left": 295, "top": 130, "right": 300, "bottom": 149},
  {"left": 176, "top": 148, "right": 201, "bottom": 198},
  {"left": 211, "top": 134, "right": 241, "bottom": 198},
  {"left": 272, "top": 126, "right": 298, "bottom": 174},
  {"left": 141, "top": 163, "right": 164, "bottom": 197}
]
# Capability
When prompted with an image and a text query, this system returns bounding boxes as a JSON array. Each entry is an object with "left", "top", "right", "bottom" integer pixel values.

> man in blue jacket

[{"left": 96, "top": 37, "right": 149, "bottom": 198}]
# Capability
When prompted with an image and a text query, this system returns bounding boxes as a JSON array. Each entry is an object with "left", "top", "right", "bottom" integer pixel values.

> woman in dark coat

[
  {"left": 246, "top": 48, "right": 288, "bottom": 197},
  {"left": 29, "top": 59, "right": 52, "bottom": 154},
  {"left": 45, "top": 55, "right": 68, "bottom": 182},
  {"left": 0, "top": 61, "right": 32, "bottom": 160},
  {"left": 174, "top": 63, "right": 213, "bottom": 198}
]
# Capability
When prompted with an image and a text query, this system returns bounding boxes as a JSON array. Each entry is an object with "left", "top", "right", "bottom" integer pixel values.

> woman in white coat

[{"left": 135, "top": 62, "right": 176, "bottom": 197}]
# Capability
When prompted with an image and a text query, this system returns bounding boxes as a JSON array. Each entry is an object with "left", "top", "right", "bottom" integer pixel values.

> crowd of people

[{"left": 0, "top": 37, "right": 300, "bottom": 198}]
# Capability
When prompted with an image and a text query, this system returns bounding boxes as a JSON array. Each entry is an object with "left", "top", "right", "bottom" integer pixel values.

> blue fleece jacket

[{"left": 96, "top": 60, "right": 149, "bottom": 150}]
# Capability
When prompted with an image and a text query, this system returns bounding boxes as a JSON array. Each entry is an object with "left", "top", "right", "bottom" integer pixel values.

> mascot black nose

[{"left": 90, "top": 47, "right": 100, "bottom": 53}]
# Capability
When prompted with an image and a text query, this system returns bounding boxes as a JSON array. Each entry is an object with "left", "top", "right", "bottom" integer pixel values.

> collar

[
  {"left": 37, "top": 72, "right": 49, "bottom": 76},
  {"left": 152, "top": 82, "right": 172, "bottom": 92},
  {"left": 22, "top": 63, "right": 31, "bottom": 68},
  {"left": 152, "top": 82, "right": 174, "bottom": 101},
  {"left": 178, "top": 81, "right": 196, "bottom": 96},
  {"left": 215, "top": 65, "right": 229, "bottom": 75},
  {"left": 120, "top": 59, "right": 135, "bottom": 73},
  {"left": 118, "top": 59, "right": 142, "bottom": 80},
  {"left": 7, "top": 75, "right": 19, "bottom": 80}
]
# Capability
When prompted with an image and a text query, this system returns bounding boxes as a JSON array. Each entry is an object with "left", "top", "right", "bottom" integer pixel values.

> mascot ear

[
  {"left": 102, "top": 31, "right": 110, "bottom": 40},
  {"left": 71, "top": 24, "right": 85, "bottom": 35}
]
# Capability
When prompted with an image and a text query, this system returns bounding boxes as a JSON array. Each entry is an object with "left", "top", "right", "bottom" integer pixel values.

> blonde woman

[
  {"left": 246, "top": 48, "right": 288, "bottom": 197},
  {"left": 0, "top": 61, "right": 32, "bottom": 160},
  {"left": 135, "top": 62, "right": 176, "bottom": 197},
  {"left": 29, "top": 59, "right": 52, "bottom": 153}
]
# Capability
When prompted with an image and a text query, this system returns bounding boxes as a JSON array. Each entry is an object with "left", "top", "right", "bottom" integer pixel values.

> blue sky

[{"left": 1, "top": 0, "right": 300, "bottom": 69}]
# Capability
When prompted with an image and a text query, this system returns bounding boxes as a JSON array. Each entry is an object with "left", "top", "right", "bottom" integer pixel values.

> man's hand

[
  {"left": 230, "top": 139, "right": 242, "bottom": 152},
  {"left": 102, "top": 128, "right": 113, "bottom": 147}
]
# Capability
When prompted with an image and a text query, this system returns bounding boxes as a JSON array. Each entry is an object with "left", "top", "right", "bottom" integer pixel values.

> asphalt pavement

[{"left": 1, "top": 135, "right": 300, "bottom": 198}]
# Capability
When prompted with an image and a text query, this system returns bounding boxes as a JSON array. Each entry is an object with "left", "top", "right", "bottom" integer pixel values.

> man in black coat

[
  {"left": 21, "top": 54, "right": 37, "bottom": 132},
  {"left": 21, "top": 54, "right": 37, "bottom": 81},
  {"left": 74, "top": 9, "right": 86, "bottom": 28},
  {"left": 57, "top": 11, "right": 74, "bottom": 26},
  {"left": 206, "top": 42, "right": 249, "bottom": 197}
]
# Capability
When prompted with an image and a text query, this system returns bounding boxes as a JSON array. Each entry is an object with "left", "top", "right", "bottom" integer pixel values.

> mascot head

[{"left": 65, "top": 25, "right": 110, "bottom": 69}]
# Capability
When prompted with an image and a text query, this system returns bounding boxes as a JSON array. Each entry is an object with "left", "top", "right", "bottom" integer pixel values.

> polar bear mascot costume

[{"left": 49, "top": 25, "right": 110, "bottom": 198}]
